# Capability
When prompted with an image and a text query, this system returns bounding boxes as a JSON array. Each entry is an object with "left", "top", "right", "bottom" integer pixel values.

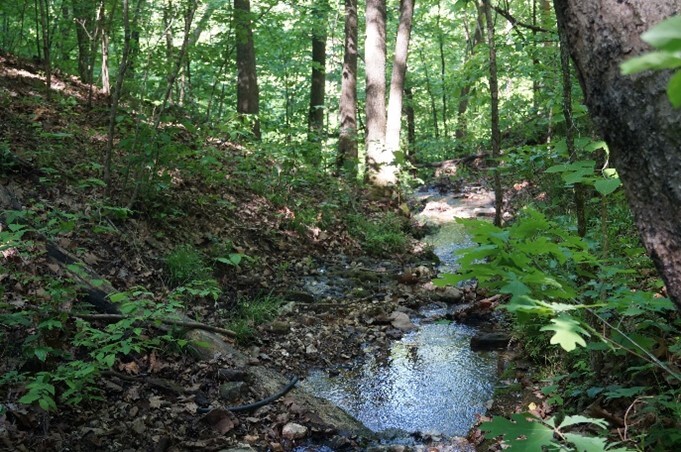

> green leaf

[
  {"left": 33, "top": 346, "right": 50, "bottom": 362},
  {"left": 563, "top": 432, "right": 609, "bottom": 452},
  {"left": 641, "top": 16, "right": 681, "bottom": 51},
  {"left": 667, "top": 70, "right": 681, "bottom": 107},
  {"left": 621, "top": 51, "right": 681, "bottom": 74},
  {"left": 540, "top": 315, "right": 590, "bottom": 351},
  {"left": 594, "top": 178, "right": 621, "bottom": 196},
  {"left": 558, "top": 415, "right": 608, "bottom": 430},
  {"left": 480, "top": 413, "right": 554, "bottom": 450}
]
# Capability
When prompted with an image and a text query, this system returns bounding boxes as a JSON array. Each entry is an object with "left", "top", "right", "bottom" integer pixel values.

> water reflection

[{"left": 302, "top": 322, "right": 497, "bottom": 437}]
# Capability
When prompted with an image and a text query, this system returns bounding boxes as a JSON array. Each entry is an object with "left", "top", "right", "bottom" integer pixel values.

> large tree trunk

[
  {"left": 385, "top": 0, "right": 415, "bottom": 155},
  {"left": 234, "top": 0, "right": 261, "bottom": 140},
  {"left": 553, "top": 0, "right": 681, "bottom": 308},
  {"left": 307, "top": 0, "right": 328, "bottom": 160},
  {"left": 365, "top": 0, "right": 394, "bottom": 187},
  {"left": 337, "top": 0, "right": 358, "bottom": 176}
]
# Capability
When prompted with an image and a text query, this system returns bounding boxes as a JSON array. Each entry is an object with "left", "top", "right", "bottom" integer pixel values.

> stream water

[{"left": 301, "top": 186, "right": 499, "bottom": 445}]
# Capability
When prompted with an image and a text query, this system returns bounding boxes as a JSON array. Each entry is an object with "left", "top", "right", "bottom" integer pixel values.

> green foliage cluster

[{"left": 439, "top": 201, "right": 681, "bottom": 448}]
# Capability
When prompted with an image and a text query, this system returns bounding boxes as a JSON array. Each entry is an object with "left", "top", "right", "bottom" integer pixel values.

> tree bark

[
  {"left": 337, "top": 0, "right": 358, "bottom": 176},
  {"left": 484, "top": 0, "right": 502, "bottom": 227},
  {"left": 37, "top": 0, "right": 51, "bottom": 100},
  {"left": 308, "top": 0, "right": 328, "bottom": 160},
  {"left": 234, "top": 0, "right": 261, "bottom": 140},
  {"left": 455, "top": 1, "right": 485, "bottom": 140},
  {"left": 553, "top": 0, "right": 681, "bottom": 308},
  {"left": 436, "top": 0, "right": 448, "bottom": 138},
  {"left": 385, "top": 0, "right": 415, "bottom": 155},
  {"left": 72, "top": 0, "right": 96, "bottom": 83},
  {"left": 404, "top": 84, "right": 415, "bottom": 152},
  {"left": 365, "top": 0, "right": 394, "bottom": 187}
]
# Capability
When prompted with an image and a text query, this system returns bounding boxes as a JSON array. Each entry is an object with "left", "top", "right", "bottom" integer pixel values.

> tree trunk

[
  {"left": 365, "top": 0, "right": 394, "bottom": 187},
  {"left": 385, "top": 0, "right": 415, "bottom": 155},
  {"left": 419, "top": 48, "right": 439, "bottom": 138},
  {"left": 484, "top": 0, "right": 502, "bottom": 227},
  {"left": 337, "top": 0, "right": 358, "bottom": 176},
  {"left": 436, "top": 0, "right": 447, "bottom": 138},
  {"left": 557, "top": 21, "right": 586, "bottom": 237},
  {"left": 307, "top": 0, "right": 328, "bottom": 160},
  {"left": 72, "top": 0, "right": 96, "bottom": 83},
  {"left": 553, "top": 0, "right": 681, "bottom": 308},
  {"left": 455, "top": 1, "right": 485, "bottom": 140},
  {"left": 404, "top": 84, "right": 415, "bottom": 152},
  {"left": 37, "top": 0, "right": 51, "bottom": 100},
  {"left": 234, "top": 0, "right": 261, "bottom": 140}
]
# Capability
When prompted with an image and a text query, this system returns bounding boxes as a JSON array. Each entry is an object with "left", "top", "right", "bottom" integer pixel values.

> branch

[
  {"left": 76, "top": 313, "right": 237, "bottom": 338},
  {"left": 493, "top": 6, "right": 552, "bottom": 34}
]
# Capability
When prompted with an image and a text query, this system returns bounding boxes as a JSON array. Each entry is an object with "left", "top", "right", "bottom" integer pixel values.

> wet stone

[{"left": 219, "top": 381, "right": 247, "bottom": 402}]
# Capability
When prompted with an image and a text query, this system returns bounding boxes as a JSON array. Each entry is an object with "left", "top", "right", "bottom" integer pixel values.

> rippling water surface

[{"left": 302, "top": 322, "right": 497, "bottom": 437}]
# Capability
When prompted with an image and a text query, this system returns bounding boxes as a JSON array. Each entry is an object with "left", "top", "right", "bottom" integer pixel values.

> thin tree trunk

[
  {"left": 404, "top": 84, "right": 415, "bottom": 153},
  {"left": 385, "top": 0, "right": 415, "bottom": 155},
  {"left": 455, "top": 1, "right": 485, "bottom": 140},
  {"left": 72, "top": 0, "right": 95, "bottom": 83},
  {"left": 557, "top": 26, "right": 586, "bottom": 237},
  {"left": 103, "top": 0, "right": 142, "bottom": 191},
  {"left": 419, "top": 48, "right": 439, "bottom": 138},
  {"left": 365, "top": 0, "right": 393, "bottom": 187},
  {"left": 307, "top": 0, "right": 328, "bottom": 160},
  {"left": 37, "top": 0, "right": 51, "bottom": 100},
  {"left": 484, "top": 0, "right": 502, "bottom": 227},
  {"left": 234, "top": 0, "right": 261, "bottom": 140},
  {"left": 337, "top": 0, "right": 358, "bottom": 176},
  {"left": 436, "top": 0, "right": 447, "bottom": 138}
]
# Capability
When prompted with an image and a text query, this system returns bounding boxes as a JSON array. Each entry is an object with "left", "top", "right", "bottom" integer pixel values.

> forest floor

[{"left": 0, "top": 54, "right": 544, "bottom": 451}]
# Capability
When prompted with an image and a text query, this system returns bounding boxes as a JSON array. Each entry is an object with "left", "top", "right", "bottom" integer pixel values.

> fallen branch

[{"left": 76, "top": 313, "right": 237, "bottom": 338}]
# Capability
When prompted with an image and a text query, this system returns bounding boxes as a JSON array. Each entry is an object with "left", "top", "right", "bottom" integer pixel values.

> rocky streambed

[{"left": 241, "top": 184, "right": 509, "bottom": 451}]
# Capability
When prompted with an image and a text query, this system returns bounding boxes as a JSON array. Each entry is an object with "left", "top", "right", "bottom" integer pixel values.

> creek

[{"left": 300, "top": 185, "right": 500, "bottom": 447}]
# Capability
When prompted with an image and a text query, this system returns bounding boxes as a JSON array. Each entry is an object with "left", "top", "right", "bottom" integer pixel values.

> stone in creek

[
  {"left": 282, "top": 422, "right": 308, "bottom": 439},
  {"left": 389, "top": 311, "right": 416, "bottom": 331},
  {"left": 219, "top": 381, "right": 247, "bottom": 402},
  {"left": 470, "top": 331, "right": 511, "bottom": 351}
]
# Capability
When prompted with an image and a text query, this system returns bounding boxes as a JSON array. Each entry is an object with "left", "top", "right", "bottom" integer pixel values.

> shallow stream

[{"left": 301, "top": 186, "right": 499, "bottom": 444}]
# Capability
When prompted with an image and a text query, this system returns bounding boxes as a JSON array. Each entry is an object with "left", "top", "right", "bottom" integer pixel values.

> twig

[
  {"left": 75, "top": 313, "right": 237, "bottom": 337},
  {"left": 492, "top": 6, "right": 551, "bottom": 33}
]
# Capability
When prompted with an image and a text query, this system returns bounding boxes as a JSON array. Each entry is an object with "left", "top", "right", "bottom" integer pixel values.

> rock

[
  {"left": 284, "top": 291, "right": 315, "bottom": 303},
  {"left": 470, "top": 331, "right": 511, "bottom": 351},
  {"left": 305, "top": 344, "right": 318, "bottom": 354},
  {"left": 219, "top": 381, "right": 247, "bottom": 402},
  {"left": 432, "top": 286, "right": 463, "bottom": 304},
  {"left": 389, "top": 311, "right": 415, "bottom": 331},
  {"left": 222, "top": 445, "right": 257, "bottom": 452},
  {"left": 268, "top": 320, "right": 290, "bottom": 334},
  {"left": 281, "top": 422, "right": 308, "bottom": 440},
  {"left": 217, "top": 368, "right": 249, "bottom": 382}
]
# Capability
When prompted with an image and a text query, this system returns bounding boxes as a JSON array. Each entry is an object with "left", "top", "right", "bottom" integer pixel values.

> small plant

[
  {"left": 228, "top": 293, "right": 283, "bottom": 342},
  {"left": 348, "top": 212, "right": 409, "bottom": 256},
  {"left": 164, "top": 245, "right": 210, "bottom": 286}
]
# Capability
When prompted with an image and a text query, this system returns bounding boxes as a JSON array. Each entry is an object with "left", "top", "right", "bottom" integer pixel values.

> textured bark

[
  {"left": 337, "top": 0, "right": 358, "bottom": 175},
  {"left": 365, "top": 0, "right": 394, "bottom": 187},
  {"left": 308, "top": 0, "right": 328, "bottom": 155},
  {"left": 385, "top": 0, "right": 415, "bottom": 155},
  {"left": 404, "top": 85, "right": 415, "bottom": 150},
  {"left": 72, "top": 0, "right": 96, "bottom": 83},
  {"left": 484, "top": 0, "right": 502, "bottom": 227},
  {"left": 554, "top": 0, "right": 681, "bottom": 308},
  {"left": 234, "top": 0, "right": 260, "bottom": 140}
]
